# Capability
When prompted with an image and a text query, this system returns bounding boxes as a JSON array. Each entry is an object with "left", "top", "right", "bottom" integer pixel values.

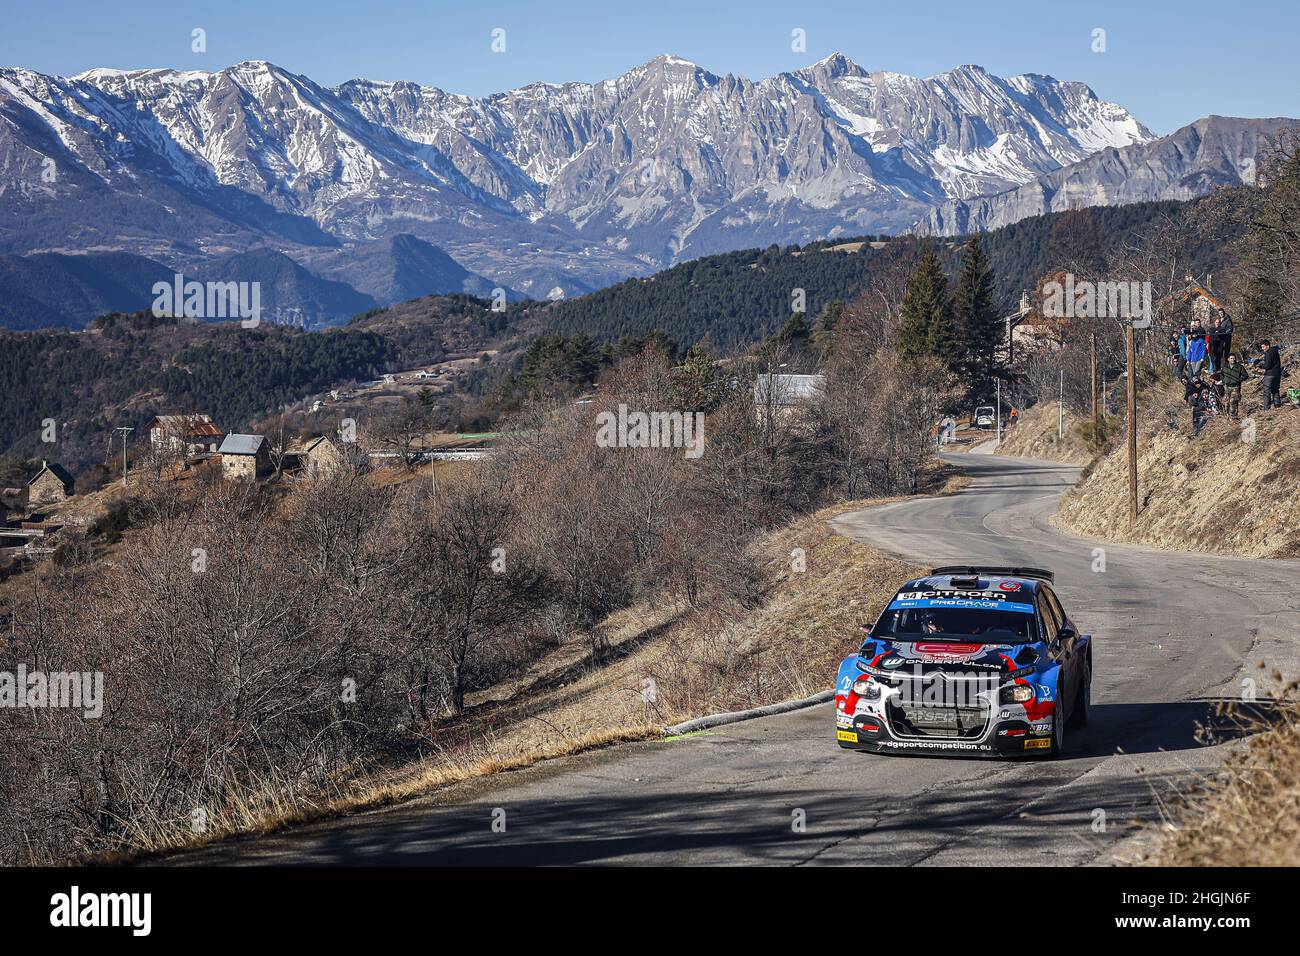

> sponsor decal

[
  {"left": 837, "top": 730, "right": 858, "bottom": 742},
  {"left": 897, "top": 588, "right": 1033, "bottom": 603},
  {"left": 888, "top": 597, "right": 1035, "bottom": 613},
  {"left": 914, "top": 642, "right": 983, "bottom": 655},
  {"left": 997, "top": 581, "right": 1021, "bottom": 591},
  {"left": 878, "top": 739, "right": 993, "bottom": 751},
  {"left": 1024, "top": 738, "right": 1051, "bottom": 750},
  {"left": 882, "top": 656, "right": 906, "bottom": 668},
  {"left": 836, "top": 713, "right": 853, "bottom": 728}
]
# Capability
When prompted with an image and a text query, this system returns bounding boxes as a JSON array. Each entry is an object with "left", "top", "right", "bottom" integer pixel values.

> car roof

[{"left": 901, "top": 573, "right": 1045, "bottom": 594}]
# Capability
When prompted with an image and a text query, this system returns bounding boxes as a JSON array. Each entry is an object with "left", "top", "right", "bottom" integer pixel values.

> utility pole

[
  {"left": 1090, "top": 331, "right": 1098, "bottom": 444},
  {"left": 1002, "top": 292, "right": 1031, "bottom": 366},
  {"left": 1125, "top": 321, "right": 1138, "bottom": 527},
  {"left": 113, "top": 426, "right": 134, "bottom": 487},
  {"left": 1058, "top": 369, "right": 1064, "bottom": 440},
  {"left": 996, "top": 377, "right": 1002, "bottom": 445}
]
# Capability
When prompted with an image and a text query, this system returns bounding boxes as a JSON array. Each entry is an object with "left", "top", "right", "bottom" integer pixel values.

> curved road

[{"left": 171, "top": 454, "right": 1300, "bottom": 866}]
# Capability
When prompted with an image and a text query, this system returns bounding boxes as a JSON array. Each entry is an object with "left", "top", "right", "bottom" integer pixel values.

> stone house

[
  {"left": 27, "top": 461, "right": 75, "bottom": 505},
  {"left": 302, "top": 435, "right": 344, "bottom": 479},
  {"left": 218, "top": 434, "right": 269, "bottom": 481},
  {"left": 1162, "top": 280, "right": 1229, "bottom": 329},
  {"left": 147, "top": 414, "right": 224, "bottom": 458}
]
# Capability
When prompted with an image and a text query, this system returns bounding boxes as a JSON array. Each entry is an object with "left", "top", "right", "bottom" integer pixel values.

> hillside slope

[
  {"left": 994, "top": 402, "right": 1094, "bottom": 465},
  {"left": 0, "top": 251, "right": 172, "bottom": 330},
  {"left": 543, "top": 199, "right": 1230, "bottom": 349},
  {"left": 0, "top": 292, "right": 551, "bottom": 474},
  {"left": 1054, "top": 382, "right": 1300, "bottom": 559}
]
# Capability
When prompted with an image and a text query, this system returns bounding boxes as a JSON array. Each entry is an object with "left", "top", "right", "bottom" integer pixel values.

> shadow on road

[
  {"left": 177, "top": 700, "right": 1253, "bottom": 867},
  {"left": 1068, "top": 699, "right": 1252, "bottom": 758},
  {"left": 211, "top": 763, "right": 1188, "bottom": 867}
]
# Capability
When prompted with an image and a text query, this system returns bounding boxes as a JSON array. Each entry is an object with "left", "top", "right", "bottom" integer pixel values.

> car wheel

[
  {"left": 1049, "top": 699, "right": 1067, "bottom": 757},
  {"left": 1070, "top": 669, "right": 1090, "bottom": 729}
]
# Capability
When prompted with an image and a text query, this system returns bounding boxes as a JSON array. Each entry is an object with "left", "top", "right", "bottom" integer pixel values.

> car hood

[{"left": 859, "top": 639, "right": 1042, "bottom": 676}]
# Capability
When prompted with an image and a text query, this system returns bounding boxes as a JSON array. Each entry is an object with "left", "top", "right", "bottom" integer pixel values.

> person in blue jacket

[{"left": 1185, "top": 319, "right": 1209, "bottom": 379}]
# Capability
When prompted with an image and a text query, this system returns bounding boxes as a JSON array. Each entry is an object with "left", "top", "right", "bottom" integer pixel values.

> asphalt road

[{"left": 169, "top": 453, "right": 1300, "bottom": 866}]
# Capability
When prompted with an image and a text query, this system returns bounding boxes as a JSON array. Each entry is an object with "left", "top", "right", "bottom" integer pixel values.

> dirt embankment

[
  {"left": 993, "top": 402, "right": 1094, "bottom": 465},
  {"left": 1054, "top": 381, "right": 1300, "bottom": 559},
  {"left": 1152, "top": 691, "right": 1300, "bottom": 866}
]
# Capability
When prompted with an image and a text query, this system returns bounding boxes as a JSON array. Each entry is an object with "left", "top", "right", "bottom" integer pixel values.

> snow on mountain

[
  {"left": 0, "top": 53, "right": 1154, "bottom": 293},
  {"left": 921, "top": 115, "right": 1296, "bottom": 236}
]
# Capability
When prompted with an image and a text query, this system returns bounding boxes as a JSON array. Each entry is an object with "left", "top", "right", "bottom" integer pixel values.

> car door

[
  {"left": 1035, "top": 589, "right": 1070, "bottom": 723},
  {"left": 1040, "top": 586, "right": 1076, "bottom": 716}
]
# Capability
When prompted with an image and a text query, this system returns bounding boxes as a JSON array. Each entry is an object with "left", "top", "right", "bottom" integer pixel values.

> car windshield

[{"left": 874, "top": 604, "right": 1038, "bottom": 644}]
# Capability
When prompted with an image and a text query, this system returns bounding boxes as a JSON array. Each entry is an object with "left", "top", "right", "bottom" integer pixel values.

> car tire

[
  {"left": 1049, "top": 699, "right": 1067, "bottom": 757},
  {"left": 1070, "top": 669, "right": 1091, "bottom": 729}
]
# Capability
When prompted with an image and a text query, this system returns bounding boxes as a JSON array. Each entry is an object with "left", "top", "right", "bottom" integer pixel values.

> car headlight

[
  {"left": 1000, "top": 684, "right": 1034, "bottom": 704},
  {"left": 851, "top": 678, "right": 881, "bottom": 699}
]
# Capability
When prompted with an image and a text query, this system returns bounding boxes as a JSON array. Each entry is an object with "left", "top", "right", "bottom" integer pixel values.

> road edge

[{"left": 665, "top": 689, "right": 834, "bottom": 736}]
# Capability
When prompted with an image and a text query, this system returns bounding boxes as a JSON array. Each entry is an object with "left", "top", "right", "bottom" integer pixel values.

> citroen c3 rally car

[{"left": 834, "top": 567, "right": 1091, "bottom": 757}]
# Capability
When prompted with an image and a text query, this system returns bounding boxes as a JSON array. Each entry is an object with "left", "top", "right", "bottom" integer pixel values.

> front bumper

[{"left": 835, "top": 703, "right": 1054, "bottom": 757}]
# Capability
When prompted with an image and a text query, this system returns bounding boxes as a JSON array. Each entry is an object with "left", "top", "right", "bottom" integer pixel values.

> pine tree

[
  {"left": 676, "top": 344, "right": 725, "bottom": 412},
  {"left": 565, "top": 332, "right": 602, "bottom": 386},
  {"left": 897, "top": 243, "right": 952, "bottom": 363},
  {"left": 953, "top": 236, "right": 1000, "bottom": 402},
  {"left": 812, "top": 300, "right": 845, "bottom": 356},
  {"left": 775, "top": 312, "right": 811, "bottom": 348}
]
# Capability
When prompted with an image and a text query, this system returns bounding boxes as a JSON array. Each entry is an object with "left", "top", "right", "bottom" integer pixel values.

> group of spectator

[
  {"left": 1168, "top": 306, "right": 1290, "bottom": 435},
  {"left": 1169, "top": 311, "right": 1235, "bottom": 380}
]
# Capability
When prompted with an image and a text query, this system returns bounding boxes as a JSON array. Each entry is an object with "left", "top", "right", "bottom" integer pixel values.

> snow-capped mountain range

[{"left": 0, "top": 53, "right": 1154, "bottom": 303}]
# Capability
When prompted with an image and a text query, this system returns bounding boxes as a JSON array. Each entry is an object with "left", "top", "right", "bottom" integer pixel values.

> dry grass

[
  {"left": 1152, "top": 678, "right": 1300, "bottom": 866},
  {"left": 1054, "top": 382, "right": 1300, "bottom": 558},
  {"left": 995, "top": 402, "right": 1095, "bottom": 465},
  {"left": 92, "top": 725, "right": 659, "bottom": 864},
  {"left": 93, "top": 493, "right": 928, "bottom": 863}
]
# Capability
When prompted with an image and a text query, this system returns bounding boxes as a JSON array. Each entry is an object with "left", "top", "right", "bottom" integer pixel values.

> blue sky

[{"left": 2, "top": 0, "right": 1295, "bottom": 134}]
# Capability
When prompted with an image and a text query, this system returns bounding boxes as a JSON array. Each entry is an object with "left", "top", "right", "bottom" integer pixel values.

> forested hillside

[
  {"left": 542, "top": 199, "right": 1234, "bottom": 350},
  {"left": 0, "top": 313, "right": 392, "bottom": 476}
]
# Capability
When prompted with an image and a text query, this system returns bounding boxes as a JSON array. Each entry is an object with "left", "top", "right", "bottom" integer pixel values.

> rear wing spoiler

[{"left": 930, "top": 565, "right": 1054, "bottom": 583}]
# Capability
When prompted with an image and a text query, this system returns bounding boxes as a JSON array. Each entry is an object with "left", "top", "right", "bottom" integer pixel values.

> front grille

[
  {"left": 885, "top": 671, "right": 995, "bottom": 739},
  {"left": 887, "top": 700, "right": 990, "bottom": 739},
  {"left": 880, "top": 669, "right": 999, "bottom": 739}
]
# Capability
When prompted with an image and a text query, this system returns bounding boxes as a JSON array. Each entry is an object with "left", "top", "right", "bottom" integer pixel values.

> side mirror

[{"left": 1057, "top": 625, "right": 1076, "bottom": 641}]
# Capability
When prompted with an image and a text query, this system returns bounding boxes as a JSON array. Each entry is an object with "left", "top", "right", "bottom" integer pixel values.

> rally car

[{"left": 834, "top": 566, "right": 1091, "bottom": 757}]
